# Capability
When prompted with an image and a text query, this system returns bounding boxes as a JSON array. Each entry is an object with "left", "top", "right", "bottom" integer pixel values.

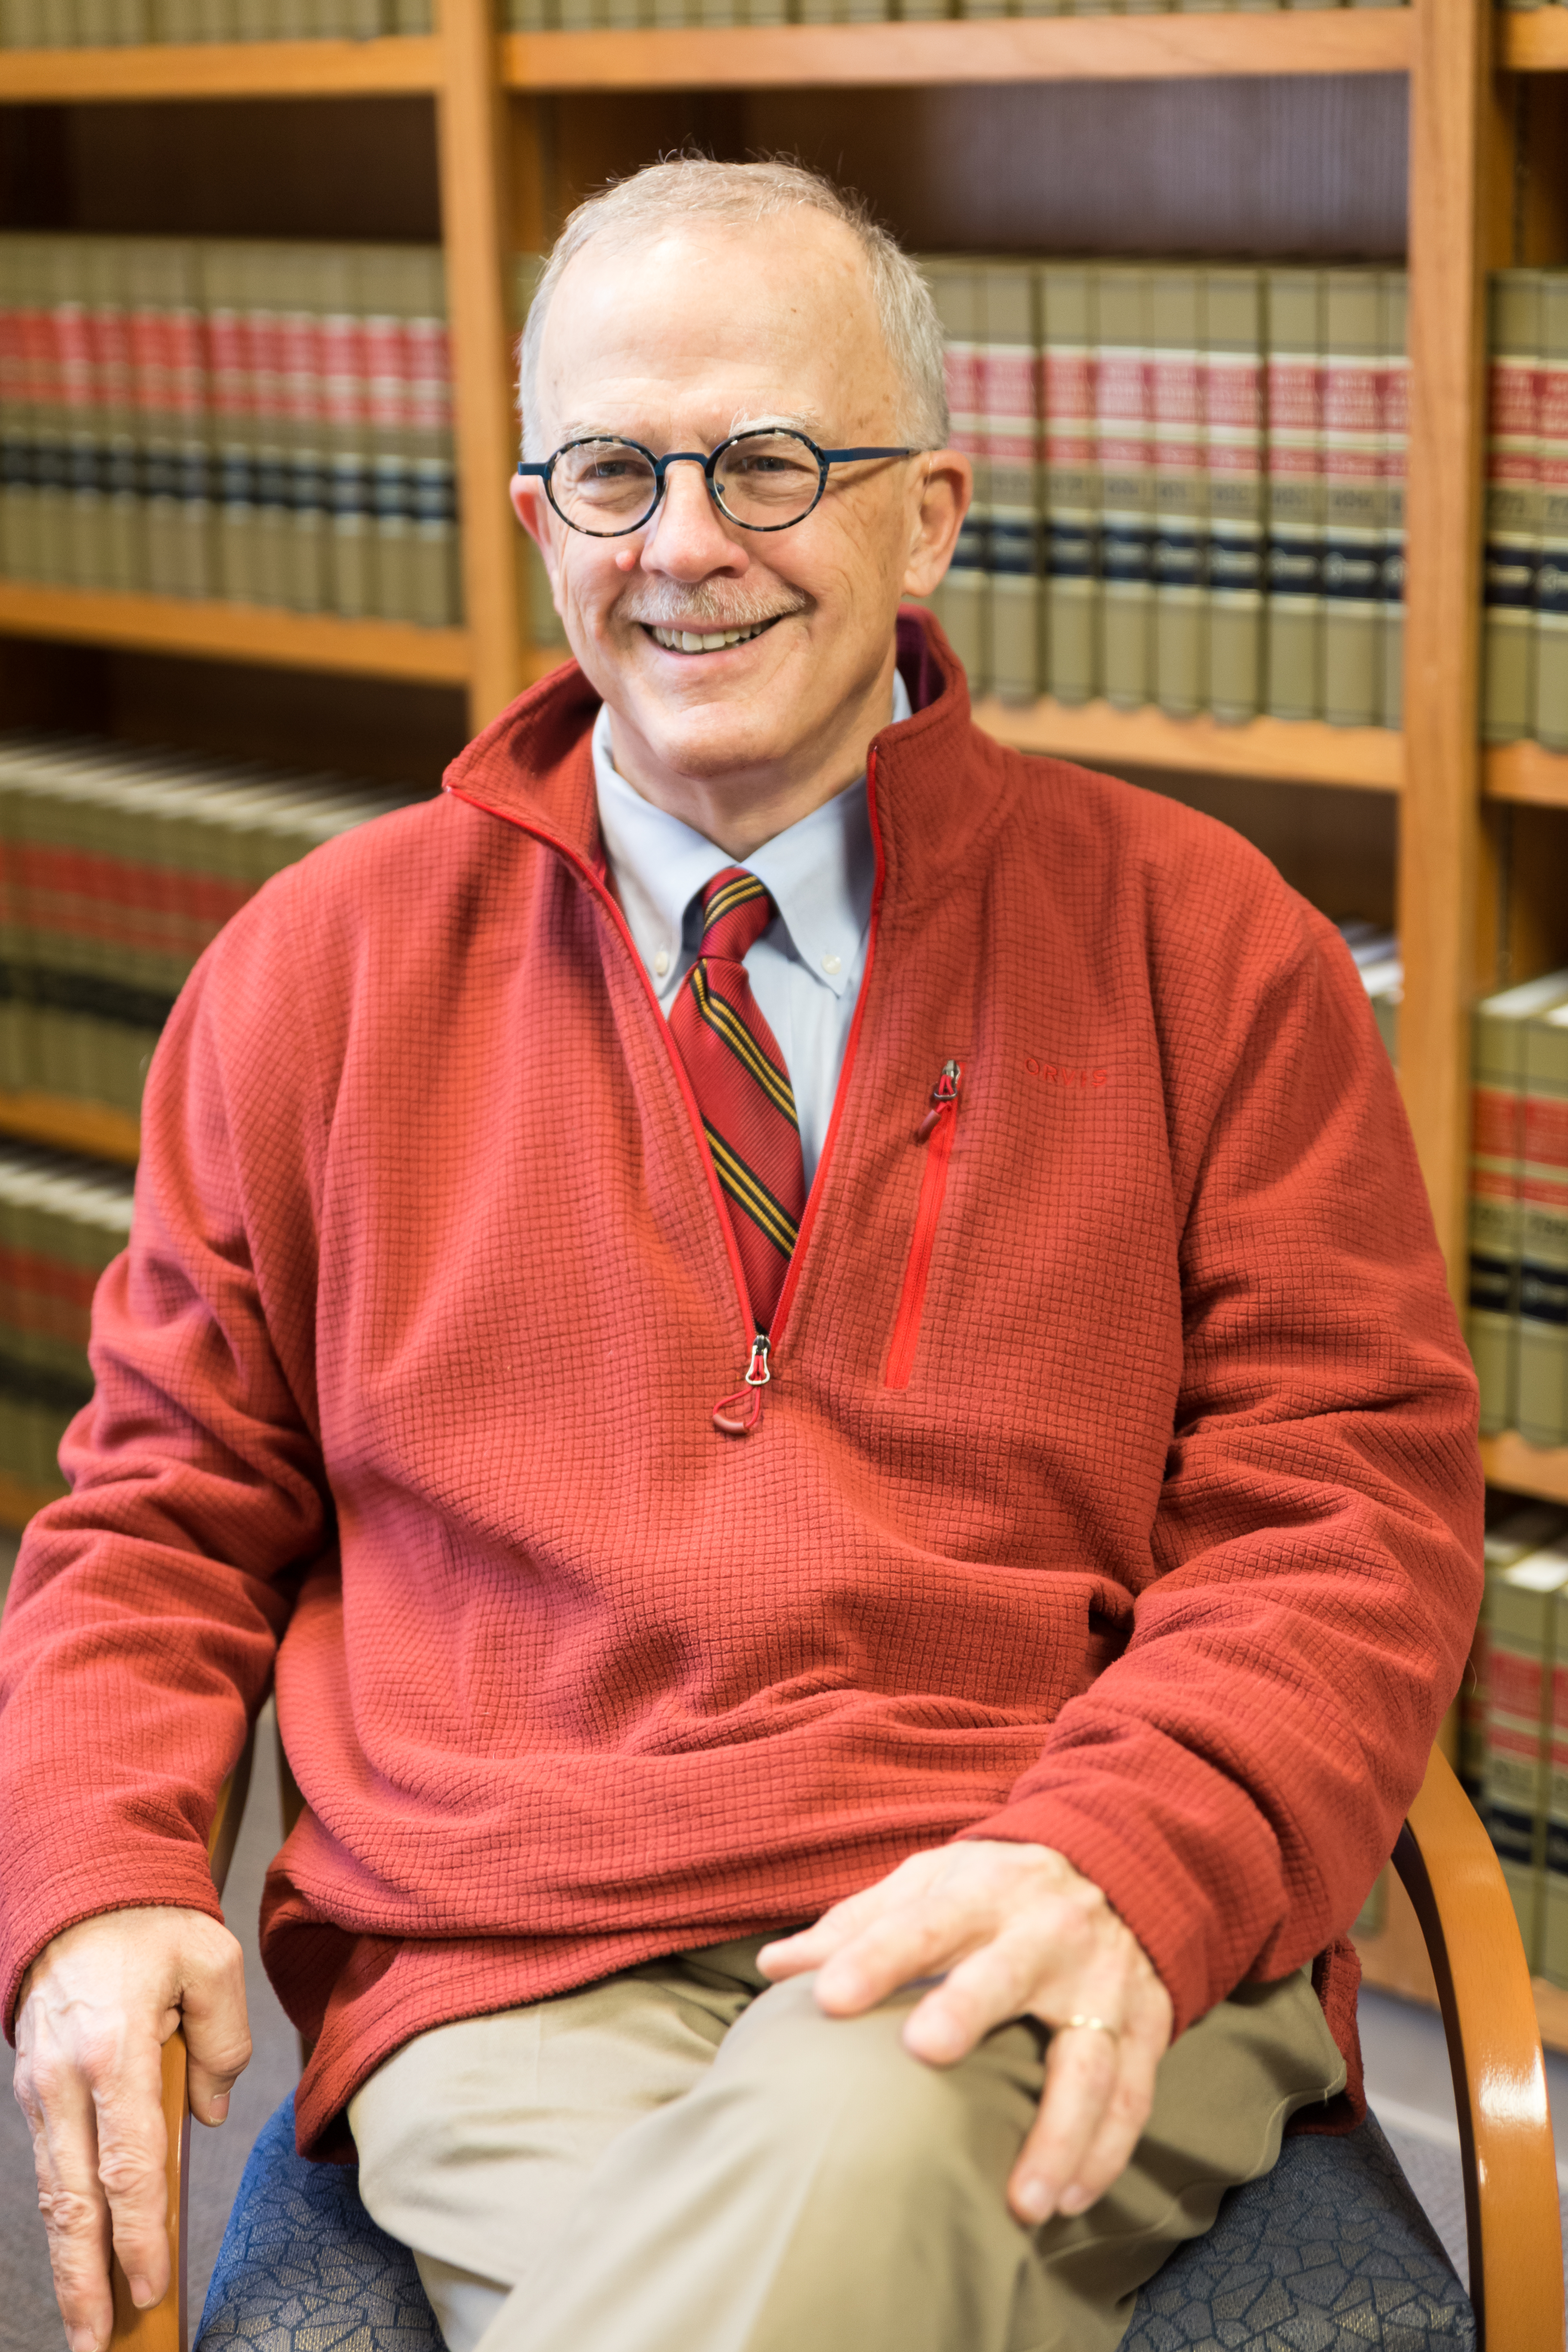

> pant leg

[
  {"left": 479, "top": 1964, "right": 1345, "bottom": 2352},
  {"left": 348, "top": 1941, "right": 767, "bottom": 2352}
]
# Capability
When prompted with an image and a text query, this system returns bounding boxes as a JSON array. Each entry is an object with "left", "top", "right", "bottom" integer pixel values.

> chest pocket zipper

[{"left": 884, "top": 1061, "right": 962, "bottom": 1392}]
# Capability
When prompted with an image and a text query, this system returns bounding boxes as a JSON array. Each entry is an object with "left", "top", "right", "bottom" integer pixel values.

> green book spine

[
  {"left": 1534, "top": 271, "right": 1568, "bottom": 754},
  {"left": 1469, "top": 1506, "right": 1568, "bottom": 1801},
  {"left": 980, "top": 260, "right": 1042, "bottom": 705},
  {"left": 1265, "top": 266, "right": 1324, "bottom": 723},
  {"left": 1519, "top": 1003, "right": 1568, "bottom": 1448},
  {"left": 34, "top": 236, "right": 72, "bottom": 590},
  {"left": 1150, "top": 264, "right": 1206, "bottom": 720},
  {"left": 1483, "top": 270, "right": 1542, "bottom": 746},
  {"left": 1379, "top": 270, "right": 1409, "bottom": 731},
  {"left": 923, "top": 259, "right": 988, "bottom": 692},
  {"left": 1041, "top": 260, "right": 1098, "bottom": 707},
  {"left": 1095, "top": 262, "right": 1153, "bottom": 713},
  {"left": 1547, "top": 1582, "right": 1568, "bottom": 1988},
  {"left": 1485, "top": 1548, "right": 1568, "bottom": 1972},
  {"left": 1203, "top": 264, "right": 1264, "bottom": 725},
  {"left": 204, "top": 239, "right": 260, "bottom": 605},
  {"left": 1469, "top": 968, "right": 1568, "bottom": 1435},
  {"left": 1321, "top": 266, "right": 1385, "bottom": 729}
]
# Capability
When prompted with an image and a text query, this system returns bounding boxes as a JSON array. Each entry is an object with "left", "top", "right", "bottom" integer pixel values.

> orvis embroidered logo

[{"left": 1023, "top": 1057, "right": 1108, "bottom": 1090}]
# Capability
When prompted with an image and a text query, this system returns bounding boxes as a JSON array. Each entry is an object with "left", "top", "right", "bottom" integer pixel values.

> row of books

[
  {"left": 0, "top": 0, "right": 431, "bottom": 40},
  {"left": 922, "top": 257, "right": 1408, "bottom": 725},
  {"left": 1483, "top": 270, "right": 1568, "bottom": 755},
  {"left": 1462, "top": 1503, "right": 1568, "bottom": 1990},
  {"left": 0, "top": 734, "right": 426, "bottom": 1115},
  {"left": 0, "top": 1142, "right": 132, "bottom": 1503},
  {"left": 1467, "top": 966, "right": 1568, "bottom": 1450},
  {"left": 505, "top": 0, "right": 1408, "bottom": 22},
  {"left": 0, "top": 233, "right": 460, "bottom": 627}
]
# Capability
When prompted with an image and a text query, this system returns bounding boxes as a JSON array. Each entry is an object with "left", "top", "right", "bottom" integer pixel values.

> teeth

[{"left": 649, "top": 620, "right": 772, "bottom": 653}]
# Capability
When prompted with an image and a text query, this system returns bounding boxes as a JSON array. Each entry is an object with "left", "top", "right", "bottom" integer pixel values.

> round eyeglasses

[{"left": 516, "top": 429, "right": 916, "bottom": 539}]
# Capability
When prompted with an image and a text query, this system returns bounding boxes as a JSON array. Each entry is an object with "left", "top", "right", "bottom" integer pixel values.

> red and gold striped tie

[{"left": 667, "top": 866, "right": 805, "bottom": 1333}]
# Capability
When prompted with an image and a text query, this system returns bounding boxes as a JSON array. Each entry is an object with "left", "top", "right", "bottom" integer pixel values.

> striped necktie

[{"left": 667, "top": 866, "right": 805, "bottom": 1334}]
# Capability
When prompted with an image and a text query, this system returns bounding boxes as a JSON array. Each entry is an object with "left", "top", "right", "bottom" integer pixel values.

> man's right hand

[{"left": 13, "top": 1905, "right": 252, "bottom": 2352}]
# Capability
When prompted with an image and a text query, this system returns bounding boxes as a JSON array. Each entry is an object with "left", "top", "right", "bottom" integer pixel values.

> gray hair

[{"left": 517, "top": 156, "right": 948, "bottom": 459}]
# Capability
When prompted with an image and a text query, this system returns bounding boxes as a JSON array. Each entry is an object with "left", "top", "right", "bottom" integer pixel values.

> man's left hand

[{"left": 757, "top": 1840, "right": 1173, "bottom": 2227}]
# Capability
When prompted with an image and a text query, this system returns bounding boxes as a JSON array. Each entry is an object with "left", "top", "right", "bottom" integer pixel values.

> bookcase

[{"left": 0, "top": 0, "right": 1565, "bottom": 2026}]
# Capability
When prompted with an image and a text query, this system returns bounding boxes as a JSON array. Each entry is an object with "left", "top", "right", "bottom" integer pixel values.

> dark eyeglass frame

[{"left": 515, "top": 428, "right": 917, "bottom": 538}]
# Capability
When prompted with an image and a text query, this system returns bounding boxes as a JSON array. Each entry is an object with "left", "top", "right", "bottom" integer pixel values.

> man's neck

[{"left": 602, "top": 661, "right": 902, "bottom": 862}]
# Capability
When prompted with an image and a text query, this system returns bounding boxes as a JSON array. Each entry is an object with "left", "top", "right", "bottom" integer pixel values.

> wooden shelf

[
  {"left": 0, "top": 1090, "right": 139, "bottom": 1166},
  {"left": 1499, "top": 13, "right": 1568, "bottom": 70},
  {"left": 502, "top": 13, "right": 1412, "bottom": 93},
  {"left": 0, "top": 1468, "right": 62, "bottom": 1532},
  {"left": 1484, "top": 739, "right": 1568, "bottom": 808},
  {"left": 0, "top": 582, "right": 471, "bottom": 685},
  {"left": 1480, "top": 1430, "right": 1568, "bottom": 1507},
  {"left": 973, "top": 696, "right": 1403, "bottom": 793},
  {"left": 0, "top": 34, "right": 442, "bottom": 102}
]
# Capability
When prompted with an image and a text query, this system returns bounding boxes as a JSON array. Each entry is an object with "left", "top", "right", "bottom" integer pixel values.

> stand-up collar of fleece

[{"left": 441, "top": 607, "right": 1024, "bottom": 926}]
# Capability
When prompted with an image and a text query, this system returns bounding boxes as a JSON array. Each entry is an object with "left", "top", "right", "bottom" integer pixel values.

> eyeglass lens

[{"left": 551, "top": 431, "right": 823, "bottom": 533}]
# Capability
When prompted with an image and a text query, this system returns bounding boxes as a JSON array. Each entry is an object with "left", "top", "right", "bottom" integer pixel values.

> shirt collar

[{"left": 592, "top": 670, "right": 910, "bottom": 1000}]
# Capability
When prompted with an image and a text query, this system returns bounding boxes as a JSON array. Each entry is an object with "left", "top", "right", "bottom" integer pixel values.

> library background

[{"left": 0, "top": 0, "right": 1564, "bottom": 2209}]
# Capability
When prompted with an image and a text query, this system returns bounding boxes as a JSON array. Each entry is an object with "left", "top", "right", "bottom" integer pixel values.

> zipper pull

[
  {"left": 915, "top": 1059, "right": 962, "bottom": 1143},
  {"left": 713, "top": 1332, "right": 771, "bottom": 1436}
]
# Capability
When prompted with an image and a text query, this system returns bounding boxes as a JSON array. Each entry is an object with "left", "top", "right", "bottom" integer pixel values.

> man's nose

[{"left": 640, "top": 458, "right": 746, "bottom": 578}]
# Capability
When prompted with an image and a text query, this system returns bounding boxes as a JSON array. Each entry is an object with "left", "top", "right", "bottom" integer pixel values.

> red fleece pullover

[{"left": 0, "top": 614, "right": 1482, "bottom": 2158}]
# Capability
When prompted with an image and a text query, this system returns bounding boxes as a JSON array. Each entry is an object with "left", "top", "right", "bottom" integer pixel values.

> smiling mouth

[{"left": 643, "top": 615, "right": 785, "bottom": 655}]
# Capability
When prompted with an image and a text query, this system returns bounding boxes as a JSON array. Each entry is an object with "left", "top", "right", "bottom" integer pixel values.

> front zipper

[
  {"left": 450, "top": 735, "right": 889, "bottom": 1439},
  {"left": 884, "top": 1060, "right": 962, "bottom": 1392}
]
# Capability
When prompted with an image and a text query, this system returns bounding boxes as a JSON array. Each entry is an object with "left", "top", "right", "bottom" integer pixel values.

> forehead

[{"left": 536, "top": 211, "right": 894, "bottom": 435}]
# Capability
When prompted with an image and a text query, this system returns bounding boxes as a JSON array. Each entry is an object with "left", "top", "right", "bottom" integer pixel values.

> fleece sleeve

[
  {"left": 962, "top": 916, "right": 1484, "bottom": 2036},
  {"left": 0, "top": 879, "right": 331, "bottom": 2036}
]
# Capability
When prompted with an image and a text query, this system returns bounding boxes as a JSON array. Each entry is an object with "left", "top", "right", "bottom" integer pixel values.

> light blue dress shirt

[{"left": 592, "top": 671, "right": 912, "bottom": 1188}]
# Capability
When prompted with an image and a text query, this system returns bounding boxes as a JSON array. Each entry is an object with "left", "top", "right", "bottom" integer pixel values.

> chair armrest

[
  {"left": 1393, "top": 1744, "right": 1564, "bottom": 2352},
  {"left": 108, "top": 1726, "right": 256, "bottom": 2352}
]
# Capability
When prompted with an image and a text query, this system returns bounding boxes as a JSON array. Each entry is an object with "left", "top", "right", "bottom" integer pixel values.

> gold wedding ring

[{"left": 1063, "top": 2014, "right": 1121, "bottom": 2043}]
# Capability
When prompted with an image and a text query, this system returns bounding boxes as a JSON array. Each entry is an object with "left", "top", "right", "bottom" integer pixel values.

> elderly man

[{"left": 3, "top": 159, "right": 1479, "bottom": 2352}]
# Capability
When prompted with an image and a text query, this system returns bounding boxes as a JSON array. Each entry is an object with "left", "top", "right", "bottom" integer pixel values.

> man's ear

[
  {"left": 900, "top": 450, "right": 972, "bottom": 602},
  {"left": 511, "top": 473, "right": 562, "bottom": 598}
]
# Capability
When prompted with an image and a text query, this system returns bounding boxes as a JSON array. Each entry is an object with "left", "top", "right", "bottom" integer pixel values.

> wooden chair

[{"left": 108, "top": 1743, "right": 1564, "bottom": 2352}]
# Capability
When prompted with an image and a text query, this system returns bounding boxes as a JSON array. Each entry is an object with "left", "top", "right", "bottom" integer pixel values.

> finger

[
  {"left": 756, "top": 1883, "right": 903, "bottom": 1979},
  {"left": 180, "top": 1936, "right": 251, "bottom": 2128},
  {"left": 812, "top": 1889, "right": 994, "bottom": 2016},
  {"left": 1008, "top": 2022, "right": 1122, "bottom": 2225},
  {"left": 89, "top": 2027, "right": 173, "bottom": 2316},
  {"left": 16, "top": 2047, "right": 115, "bottom": 2352},
  {"left": 1051, "top": 2022, "right": 1163, "bottom": 2216},
  {"left": 900, "top": 1927, "right": 1054, "bottom": 2065}
]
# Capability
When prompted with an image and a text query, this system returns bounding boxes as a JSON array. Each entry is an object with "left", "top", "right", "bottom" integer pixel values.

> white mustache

[{"left": 619, "top": 583, "right": 807, "bottom": 631}]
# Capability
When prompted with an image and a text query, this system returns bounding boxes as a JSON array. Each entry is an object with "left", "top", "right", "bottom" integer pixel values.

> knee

[{"left": 713, "top": 1974, "right": 1040, "bottom": 2187}]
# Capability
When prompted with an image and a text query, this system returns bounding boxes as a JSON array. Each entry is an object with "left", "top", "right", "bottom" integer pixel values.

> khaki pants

[{"left": 349, "top": 1938, "right": 1345, "bottom": 2352}]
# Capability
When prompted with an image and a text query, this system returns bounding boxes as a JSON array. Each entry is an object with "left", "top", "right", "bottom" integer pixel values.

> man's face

[{"left": 512, "top": 212, "right": 965, "bottom": 800}]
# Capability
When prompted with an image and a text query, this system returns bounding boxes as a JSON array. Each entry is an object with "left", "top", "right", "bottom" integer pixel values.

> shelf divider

[
  {"left": 0, "top": 1091, "right": 139, "bottom": 1167},
  {"left": 0, "top": 582, "right": 470, "bottom": 684},
  {"left": 1483, "top": 740, "right": 1568, "bottom": 808},
  {"left": 0, "top": 34, "right": 443, "bottom": 102},
  {"left": 502, "top": 14, "right": 1412, "bottom": 91},
  {"left": 440, "top": 0, "right": 528, "bottom": 731},
  {"left": 1499, "top": 14, "right": 1568, "bottom": 72},
  {"left": 1399, "top": 0, "right": 1491, "bottom": 1305},
  {"left": 973, "top": 698, "right": 1403, "bottom": 792},
  {"left": 1479, "top": 1431, "right": 1568, "bottom": 1508}
]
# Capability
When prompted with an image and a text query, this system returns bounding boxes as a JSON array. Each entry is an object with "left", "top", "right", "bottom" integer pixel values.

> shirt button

[
  {"left": 655, "top": 949, "right": 671, "bottom": 978},
  {"left": 821, "top": 952, "right": 842, "bottom": 976}
]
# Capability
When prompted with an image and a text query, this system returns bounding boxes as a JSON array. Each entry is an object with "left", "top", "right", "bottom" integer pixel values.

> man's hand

[
  {"left": 758, "top": 1841, "right": 1172, "bottom": 2228},
  {"left": 13, "top": 1906, "right": 251, "bottom": 2352}
]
